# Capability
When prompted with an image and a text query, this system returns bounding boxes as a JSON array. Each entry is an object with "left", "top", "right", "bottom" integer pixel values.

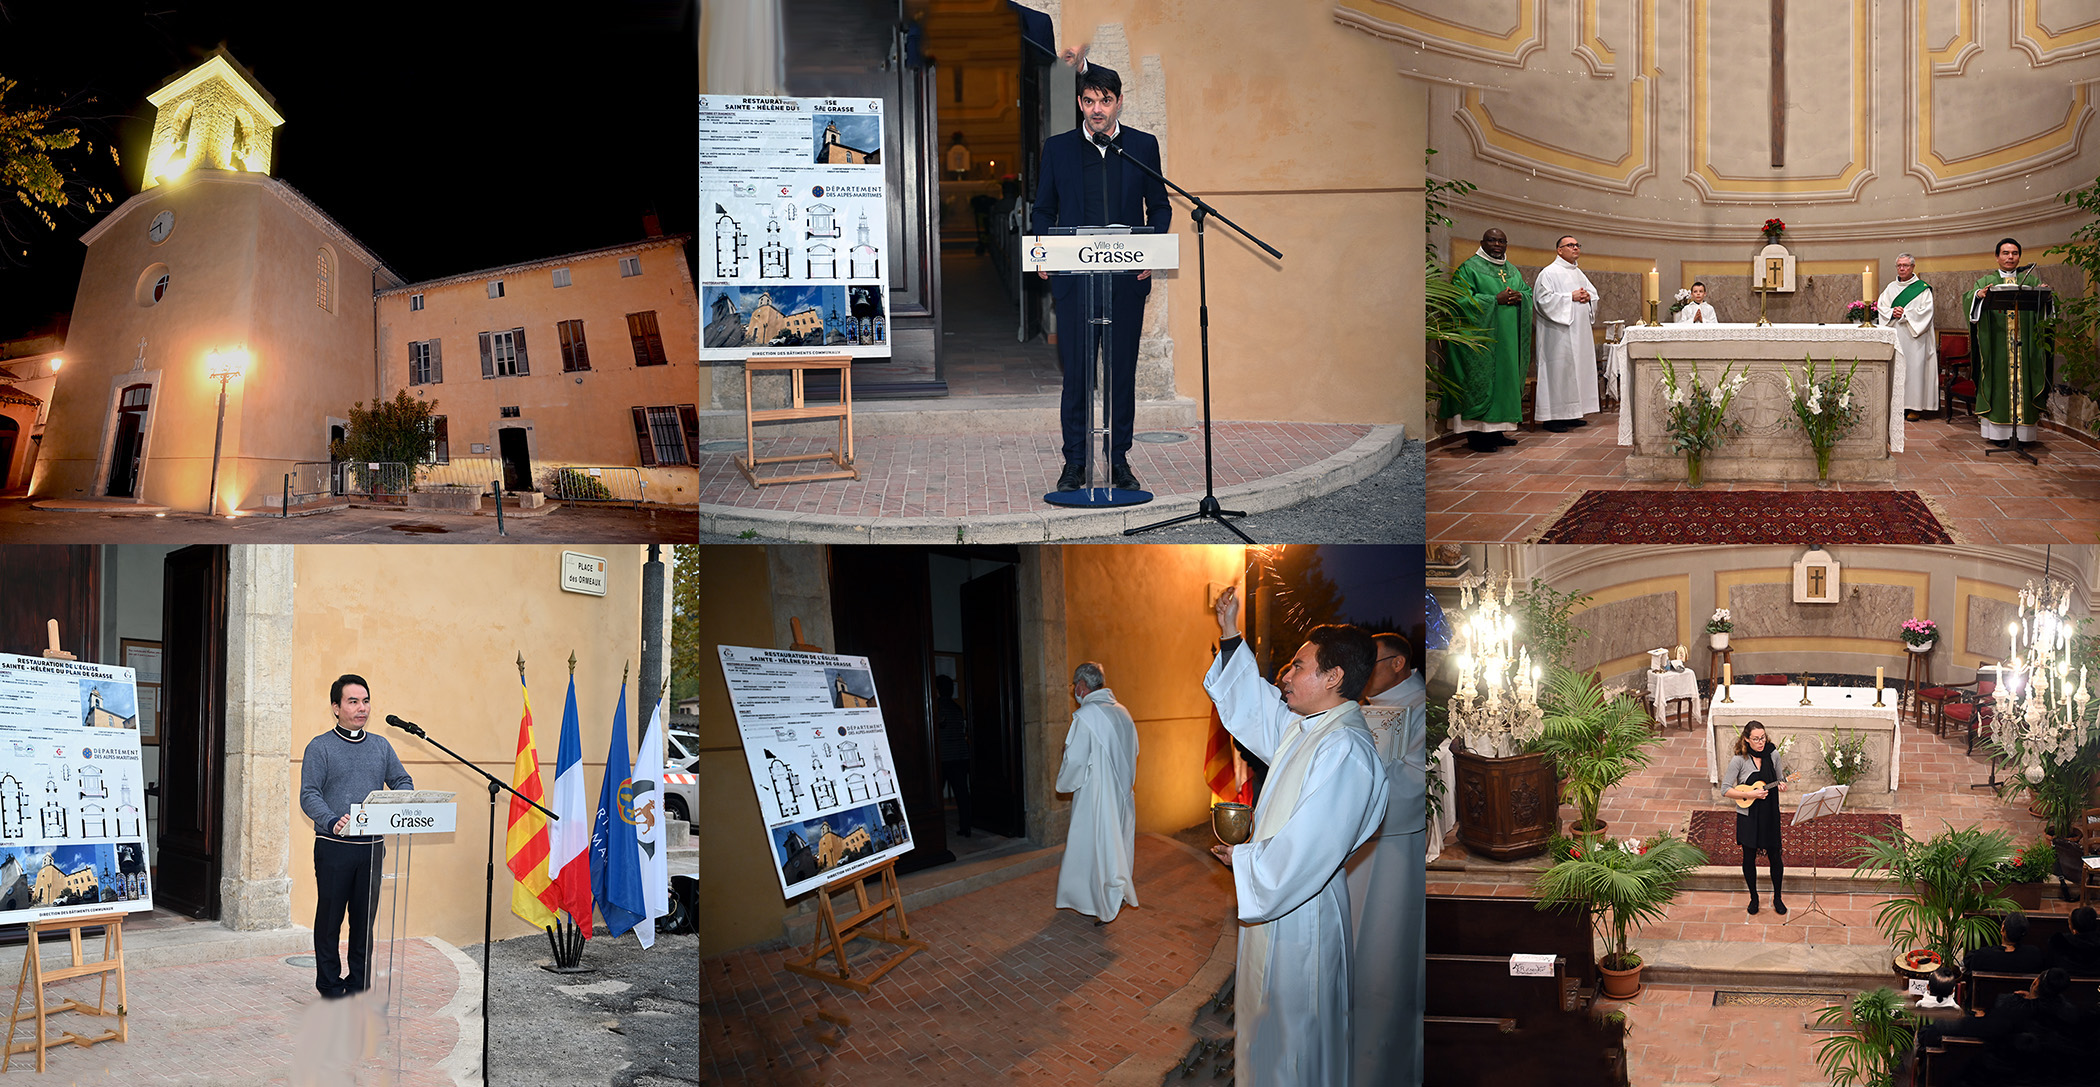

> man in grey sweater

[{"left": 299, "top": 674, "right": 414, "bottom": 998}]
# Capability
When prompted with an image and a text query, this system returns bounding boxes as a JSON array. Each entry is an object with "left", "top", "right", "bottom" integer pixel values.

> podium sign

[
  {"left": 349, "top": 800, "right": 457, "bottom": 835},
  {"left": 1024, "top": 232, "right": 1180, "bottom": 275}
]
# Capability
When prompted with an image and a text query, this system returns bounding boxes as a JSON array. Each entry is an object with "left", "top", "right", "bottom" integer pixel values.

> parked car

[{"left": 664, "top": 728, "right": 698, "bottom": 828}]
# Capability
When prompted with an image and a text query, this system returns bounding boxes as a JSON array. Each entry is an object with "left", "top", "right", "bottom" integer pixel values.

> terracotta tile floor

[{"left": 1427, "top": 411, "right": 2100, "bottom": 542}]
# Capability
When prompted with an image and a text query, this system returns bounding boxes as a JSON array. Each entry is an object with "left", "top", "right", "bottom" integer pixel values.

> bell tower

[{"left": 141, "top": 50, "right": 285, "bottom": 190}]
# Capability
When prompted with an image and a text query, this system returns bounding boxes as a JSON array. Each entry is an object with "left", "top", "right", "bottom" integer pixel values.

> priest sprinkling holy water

[
  {"left": 1876, "top": 253, "right": 1938, "bottom": 419},
  {"left": 1533, "top": 235, "right": 1600, "bottom": 432},
  {"left": 1204, "top": 587, "right": 1389, "bottom": 1086}
]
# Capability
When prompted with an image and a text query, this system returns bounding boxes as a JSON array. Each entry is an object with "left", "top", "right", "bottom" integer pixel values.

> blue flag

[{"left": 590, "top": 682, "right": 647, "bottom": 937}]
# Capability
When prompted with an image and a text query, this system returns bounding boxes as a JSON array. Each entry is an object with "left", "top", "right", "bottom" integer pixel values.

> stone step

[
  {"left": 1430, "top": 855, "right": 1907, "bottom": 897},
  {"left": 1638, "top": 938, "right": 1897, "bottom": 993},
  {"left": 694, "top": 395, "right": 1200, "bottom": 440}
]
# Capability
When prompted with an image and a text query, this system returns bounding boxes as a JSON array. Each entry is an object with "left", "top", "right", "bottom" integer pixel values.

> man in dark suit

[
  {"left": 1032, "top": 63, "right": 1170, "bottom": 493},
  {"left": 1965, "top": 911, "right": 2050, "bottom": 977}
]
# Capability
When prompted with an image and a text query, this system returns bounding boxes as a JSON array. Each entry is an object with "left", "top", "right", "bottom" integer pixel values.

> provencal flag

[
  {"left": 548, "top": 673, "right": 595, "bottom": 937},
  {"left": 631, "top": 696, "right": 670, "bottom": 949},
  {"left": 589, "top": 681, "right": 647, "bottom": 938},
  {"left": 505, "top": 673, "right": 559, "bottom": 929}
]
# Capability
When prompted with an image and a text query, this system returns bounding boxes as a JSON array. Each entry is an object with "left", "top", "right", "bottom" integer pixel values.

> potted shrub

[
  {"left": 1528, "top": 667, "right": 1664, "bottom": 837},
  {"left": 1982, "top": 836, "right": 2058, "bottom": 911},
  {"left": 1900, "top": 619, "right": 1937, "bottom": 654},
  {"left": 1812, "top": 988, "right": 1915, "bottom": 1087},
  {"left": 1849, "top": 825, "right": 2018, "bottom": 974},
  {"left": 1534, "top": 831, "right": 1707, "bottom": 999},
  {"left": 1706, "top": 609, "right": 1733, "bottom": 650}
]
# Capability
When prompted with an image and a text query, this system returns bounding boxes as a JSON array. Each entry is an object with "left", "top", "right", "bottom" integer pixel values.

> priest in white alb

[
  {"left": 1876, "top": 252, "right": 1938, "bottom": 418},
  {"left": 1205, "top": 587, "right": 1388, "bottom": 1086},
  {"left": 1534, "top": 235, "right": 1600, "bottom": 432},
  {"left": 1343, "top": 632, "right": 1427, "bottom": 1087},
  {"left": 1053, "top": 661, "right": 1139, "bottom": 924}
]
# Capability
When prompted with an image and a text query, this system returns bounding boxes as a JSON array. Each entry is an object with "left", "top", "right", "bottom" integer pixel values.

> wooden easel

[
  {"left": 3, "top": 912, "right": 128, "bottom": 1072},
  {"left": 777, "top": 617, "right": 926, "bottom": 992}
]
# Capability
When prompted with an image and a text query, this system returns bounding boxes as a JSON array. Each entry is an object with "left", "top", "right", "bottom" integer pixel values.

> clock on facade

[{"left": 148, "top": 211, "right": 175, "bottom": 244}]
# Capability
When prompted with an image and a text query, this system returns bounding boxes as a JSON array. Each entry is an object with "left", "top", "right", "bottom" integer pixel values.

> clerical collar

[
  {"left": 1477, "top": 249, "right": 1506, "bottom": 265},
  {"left": 333, "top": 724, "right": 366, "bottom": 743}
]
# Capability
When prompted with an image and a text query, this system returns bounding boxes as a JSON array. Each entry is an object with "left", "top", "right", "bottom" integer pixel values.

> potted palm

[
  {"left": 1529, "top": 667, "right": 1663, "bottom": 837},
  {"left": 1812, "top": 988, "right": 1915, "bottom": 1087},
  {"left": 1849, "top": 825, "right": 2018, "bottom": 976},
  {"left": 1534, "top": 831, "right": 1707, "bottom": 999}
]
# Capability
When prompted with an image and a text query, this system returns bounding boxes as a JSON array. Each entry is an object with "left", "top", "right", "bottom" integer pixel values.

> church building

[{"left": 29, "top": 50, "right": 699, "bottom": 513}]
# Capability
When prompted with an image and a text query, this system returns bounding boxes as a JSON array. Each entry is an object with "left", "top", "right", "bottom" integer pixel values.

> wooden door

[
  {"left": 0, "top": 547, "right": 97, "bottom": 657},
  {"left": 827, "top": 547, "right": 946, "bottom": 868},
  {"left": 156, "top": 545, "right": 226, "bottom": 919}
]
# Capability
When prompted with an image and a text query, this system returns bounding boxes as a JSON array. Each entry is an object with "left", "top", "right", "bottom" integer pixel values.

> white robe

[
  {"left": 1876, "top": 277, "right": 1938, "bottom": 411},
  {"left": 1206, "top": 642, "right": 1388, "bottom": 1087},
  {"left": 1671, "top": 301, "right": 1718, "bottom": 324},
  {"left": 1053, "top": 688, "right": 1139, "bottom": 921},
  {"left": 1346, "top": 675, "right": 1427, "bottom": 1087},
  {"left": 1533, "top": 257, "right": 1600, "bottom": 420}
]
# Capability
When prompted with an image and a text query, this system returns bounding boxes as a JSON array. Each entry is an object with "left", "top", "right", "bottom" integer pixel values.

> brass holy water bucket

[{"left": 1211, "top": 802, "right": 1254, "bottom": 846}]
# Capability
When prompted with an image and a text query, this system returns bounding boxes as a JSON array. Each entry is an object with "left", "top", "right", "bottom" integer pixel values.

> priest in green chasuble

[
  {"left": 1441, "top": 228, "right": 1532, "bottom": 453},
  {"left": 1966, "top": 237, "right": 2051, "bottom": 446}
]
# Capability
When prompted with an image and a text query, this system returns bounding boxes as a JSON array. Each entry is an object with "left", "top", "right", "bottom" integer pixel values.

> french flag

[{"left": 548, "top": 673, "right": 595, "bottom": 935}]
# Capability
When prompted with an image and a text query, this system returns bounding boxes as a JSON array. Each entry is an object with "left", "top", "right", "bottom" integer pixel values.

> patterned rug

[
  {"left": 1685, "top": 810, "right": 1903, "bottom": 870},
  {"left": 1532, "top": 490, "right": 1958, "bottom": 543},
  {"left": 1711, "top": 991, "right": 1850, "bottom": 1008}
]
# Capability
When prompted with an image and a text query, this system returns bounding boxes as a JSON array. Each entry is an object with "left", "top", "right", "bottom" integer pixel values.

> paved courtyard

[{"left": 0, "top": 500, "right": 697, "bottom": 543}]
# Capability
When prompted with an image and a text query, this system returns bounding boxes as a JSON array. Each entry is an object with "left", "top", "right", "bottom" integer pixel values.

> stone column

[
  {"left": 1018, "top": 546, "right": 1066, "bottom": 845},
  {"left": 218, "top": 544, "right": 295, "bottom": 931}
]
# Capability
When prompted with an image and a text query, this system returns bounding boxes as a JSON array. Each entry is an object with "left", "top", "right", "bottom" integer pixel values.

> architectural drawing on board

[
  {"left": 759, "top": 219, "right": 790, "bottom": 280},
  {"left": 77, "top": 764, "right": 107, "bottom": 800},
  {"left": 811, "top": 776, "right": 838, "bottom": 810},
  {"left": 836, "top": 740, "right": 865, "bottom": 770},
  {"left": 874, "top": 765, "right": 895, "bottom": 797},
  {"left": 806, "top": 243, "right": 837, "bottom": 280},
  {"left": 844, "top": 772, "right": 872, "bottom": 803},
  {"left": 40, "top": 774, "right": 67, "bottom": 839},
  {"left": 806, "top": 203, "right": 840, "bottom": 238},
  {"left": 115, "top": 783, "right": 142, "bottom": 838},
  {"left": 78, "top": 804, "right": 109, "bottom": 839},
  {"left": 765, "top": 750, "right": 803, "bottom": 819},
  {"left": 849, "top": 211, "right": 881, "bottom": 279},
  {"left": 714, "top": 206, "right": 747, "bottom": 279},
  {"left": 0, "top": 775, "right": 23, "bottom": 839}
]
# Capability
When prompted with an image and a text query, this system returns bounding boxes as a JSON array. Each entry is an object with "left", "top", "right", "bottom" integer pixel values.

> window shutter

[
  {"left": 631, "top": 407, "right": 657, "bottom": 467},
  {"left": 513, "top": 327, "right": 530, "bottom": 376},
  {"left": 573, "top": 321, "right": 590, "bottom": 371},
  {"left": 678, "top": 404, "right": 700, "bottom": 465},
  {"left": 407, "top": 342, "right": 421, "bottom": 385},
  {"left": 430, "top": 339, "right": 443, "bottom": 384},
  {"left": 479, "top": 331, "right": 494, "bottom": 379},
  {"left": 627, "top": 313, "right": 648, "bottom": 366}
]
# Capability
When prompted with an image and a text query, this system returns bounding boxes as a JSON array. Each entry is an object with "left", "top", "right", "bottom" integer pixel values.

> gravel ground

[
  {"left": 465, "top": 928, "right": 700, "bottom": 1087},
  {"left": 695, "top": 439, "right": 1426, "bottom": 545}
]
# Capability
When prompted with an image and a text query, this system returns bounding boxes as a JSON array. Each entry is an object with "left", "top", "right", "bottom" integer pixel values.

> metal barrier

[
  {"left": 283, "top": 462, "right": 334, "bottom": 515},
  {"left": 542, "top": 466, "right": 645, "bottom": 509},
  {"left": 337, "top": 462, "right": 413, "bottom": 503},
  {"left": 417, "top": 459, "right": 504, "bottom": 493}
]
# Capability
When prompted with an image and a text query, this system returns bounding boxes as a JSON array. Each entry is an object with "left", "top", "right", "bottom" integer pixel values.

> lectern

[
  {"left": 1024, "top": 227, "right": 1180, "bottom": 507},
  {"left": 351, "top": 788, "right": 457, "bottom": 1082},
  {"left": 1977, "top": 284, "right": 2055, "bottom": 465}
]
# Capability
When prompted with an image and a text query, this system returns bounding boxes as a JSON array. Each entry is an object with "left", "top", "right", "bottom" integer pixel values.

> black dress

[{"left": 1735, "top": 745, "right": 1782, "bottom": 854}]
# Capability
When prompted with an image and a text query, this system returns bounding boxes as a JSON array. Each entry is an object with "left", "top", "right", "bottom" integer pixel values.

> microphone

[{"left": 384, "top": 714, "right": 426, "bottom": 737}]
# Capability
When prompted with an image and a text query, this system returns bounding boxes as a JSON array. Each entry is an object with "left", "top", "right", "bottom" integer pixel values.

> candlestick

[
  {"left": 1646, "top": 267, "right": 1660, "bottom": 305},
  {"left": 1721, "top": 662, "right": 1734, "bottom": 703},
  {"left": 1874, "top": 666, "right": 1886, "bottom": 707},
  {"left": 1862, "top": 264, "right": 1875, "bottom": 308}
]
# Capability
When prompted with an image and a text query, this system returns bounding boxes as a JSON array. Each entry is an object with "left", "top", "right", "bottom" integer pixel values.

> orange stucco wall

[
  {"left": 376, "top": 241, "right": 702, "bottom": 504},
  {"left": 1053, "top": 3, "right": 1422, "bottom": 426}
]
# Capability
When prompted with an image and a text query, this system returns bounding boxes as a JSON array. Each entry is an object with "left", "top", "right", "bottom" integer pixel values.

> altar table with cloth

[
  {"left": 1608, "top": 324, "right": 1901, "bottom": 483},
  {"left": 1705, "top": 683, "right": 1901, "bottom": 793}
]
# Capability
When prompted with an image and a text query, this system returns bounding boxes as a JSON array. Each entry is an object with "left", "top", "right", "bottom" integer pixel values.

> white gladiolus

[{"left": 1709, "top": 388, "right": 1726, "bottom": 408}]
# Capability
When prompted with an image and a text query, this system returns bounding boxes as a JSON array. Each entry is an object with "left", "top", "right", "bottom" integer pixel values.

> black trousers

[
  {"left": 1741, "top": 846, "right": 1784, "bottom": 900},
  {"left": 314, "top": 837, "right": 385, "bottom": 997},
  {"left": 1053, "top": 274, "right": 1145, "bottom": 467},
  {"left": 941, "top": 759, "right": 973, "bottom": 834}
]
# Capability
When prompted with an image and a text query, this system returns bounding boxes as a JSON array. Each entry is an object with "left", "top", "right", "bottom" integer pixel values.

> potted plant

[
  {"left": 1844, "top": 300, "right": 1879, "bottom": 328},
  {"left": 1706, "top": 609, "right": 1734, "bottom": 650},
  {"left": 1812, "top": 988, "right": 1915, "bottom": 1087},
  {"left": 1900, "top": 619, "right": 1938, "bottom": 654},
  {"left": 1849, "top": 825, "right": 2018, "bottom": 974},
  {"left": 1982, "top": 836, "right": 2058, "bottom": 910},
  {"left": 1533, "top": 831, "right": 1707, "bottom": 999},
  {"left": 1781, "top": 355, "right": 1866, "bottom": 486},
  {"left": 1761, "top": 217, "right": 1787, "bottom": 246},
  {"left": 1656, "top": 356, "right": 1748, "bottom": 487},
  {"left": 1528, "top": 667, "right": 1663, "bottom": 837}
]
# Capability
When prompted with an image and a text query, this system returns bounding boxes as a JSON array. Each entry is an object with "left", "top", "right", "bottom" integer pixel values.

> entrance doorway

[
  {"left": 329, "top": 424, "right": 346, "bottom": 496},
  {"left": 106, "top": 384, "right": 151, "bottom": 498},
  {"left": 156, "top": 545, "right": 226, "bottom": 920},
  {"left": 0, "top": 416, "right": 17, "bottom": 491},
  {"left": 498, "top": 428, "right": 531, "bottom": 492}
]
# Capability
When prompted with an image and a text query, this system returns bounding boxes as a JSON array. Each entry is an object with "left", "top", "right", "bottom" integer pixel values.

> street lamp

[{"left": 205, "top": 348, "right": 248, "bottom": 516}]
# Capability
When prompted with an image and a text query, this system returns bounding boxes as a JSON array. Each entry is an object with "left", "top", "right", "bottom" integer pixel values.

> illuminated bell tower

[{"left": 141, "top": 51, "right": 286, "bottom": 190}]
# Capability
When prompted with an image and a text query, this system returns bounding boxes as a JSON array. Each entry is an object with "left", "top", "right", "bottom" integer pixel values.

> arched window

[{"left": 315, "top": 247, "right": 335, "bottom": 313}]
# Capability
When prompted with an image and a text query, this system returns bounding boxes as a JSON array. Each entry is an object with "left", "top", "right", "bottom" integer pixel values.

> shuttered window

[
  {"left": 558, "top": 320, "right": 590, "bottom": 372},
  {"left": 626, "top": 311, "right": 667, "bottom": 366}
]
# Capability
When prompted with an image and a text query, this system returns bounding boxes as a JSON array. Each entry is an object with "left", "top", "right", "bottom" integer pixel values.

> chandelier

[
  {"left": 1991, "top": 578, "right": 2095, "bottom": 783},
  {"left": 1449, "top": 571, "right": 1543, "bottom": 758}
]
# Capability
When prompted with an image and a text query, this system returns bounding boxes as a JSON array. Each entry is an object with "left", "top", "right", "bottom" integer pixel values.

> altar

[
  {"left": 1705, "top": 684, "right": 1901, "bottom": 797},
  {"left": 1609, "top": 324, "right": 1901, "bottom": 483}
]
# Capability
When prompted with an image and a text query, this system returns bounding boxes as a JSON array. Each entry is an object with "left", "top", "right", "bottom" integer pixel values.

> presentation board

[
  {"left": 0, "top": 653, "right": 154, "bottom": 925},
  {"left": 702, "top": 94, "right": 894, "bottom": 361},
  {"left": 718, "top": 645, "right": 912, "bottom": 900}
]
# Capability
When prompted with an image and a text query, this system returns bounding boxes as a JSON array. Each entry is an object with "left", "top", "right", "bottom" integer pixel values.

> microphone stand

[
  {"left": 387, "top": 716, "right": 558, "bottom": 1087},
  {"left": 1109, "top": 139, "right": 1278, "bottom": 543}
]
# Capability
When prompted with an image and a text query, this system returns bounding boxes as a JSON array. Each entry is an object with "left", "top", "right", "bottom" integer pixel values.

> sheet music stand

[{"left": 1786, "top": 784, "right": 1850, "bottom": 927}]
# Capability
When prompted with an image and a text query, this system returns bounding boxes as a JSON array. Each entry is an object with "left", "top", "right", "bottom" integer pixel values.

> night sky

[{"left": 0, "top": 0, "right": 697, "bottom": 341}]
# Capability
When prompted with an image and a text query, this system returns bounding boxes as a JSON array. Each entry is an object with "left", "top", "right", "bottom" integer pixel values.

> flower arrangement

[
  {"left": 1761, "top": 218, "right": 1787, "bottom": 244},
  {"left": 1900, "top": 619, "right": 1939, "bottom": 647},
  {"left": 1774, "top": 735, "right": 1798, "bottom": 762},
  {"left": 1986, "top": 837, "right": 2059, "bottom": 885},
  {"left": 1819, "top": 729, "right": 1872, "bottom": 788},
  {"left": 1781, "top": 355, "right": 1865, "bottom": 483},
  {"left": 1845, "top": 300, "right": 1879, "bottom": 326},
  {"left": 1669, "top": 287, "right": 1692, "bottom": 315},
  {"left": 1656, "top": 356, "right": 1748, "bottom": 487},
  {"left": 1706, "top": 609, "right": 1734, "bottom": 635}
]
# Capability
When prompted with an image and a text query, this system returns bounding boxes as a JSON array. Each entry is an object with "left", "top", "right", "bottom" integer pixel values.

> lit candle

[
  {"left": 1646, "top": 267, "right": 1660, "bottom": 304},
  {"left": 1862, "top": 263, "right": 1876, "bottom": 305}
]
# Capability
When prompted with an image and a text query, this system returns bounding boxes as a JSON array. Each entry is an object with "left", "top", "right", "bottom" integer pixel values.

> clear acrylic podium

[
  {"left": 349, "top": 788, "right": 457, "bottom": 1082},
  {"left": 1028, "top": 227, "right": 1180, "bottom": 507}
]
